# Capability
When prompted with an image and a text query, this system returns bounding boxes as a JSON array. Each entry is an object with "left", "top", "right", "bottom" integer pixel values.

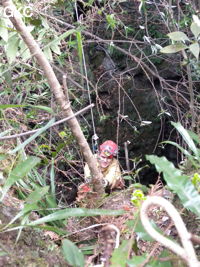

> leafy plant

[
  {"left": 106, "top": 14, "right": 118, "bottom": 30},
  {"left": 163, "top": 121, "right": 200, "bottom": 167},
  {"left": 0, "top": 156, "right": 41, "bottom": 201},
  {"left": 191, "top": 173, "right": 200, "bottom": 192},
  {"left": 160, "top": 15, "right": 200, "bottom": 60},
  {"left": 145, "top": 121, "right": 200, "bottom": 217},
  {"left": 131, "top": 189, "right": 146, "bottom": 207},
  {"left": 62, "top": 239, "right": 84, "bottom": 267},
  {"left": 146, "top": 155, "right": 200, "bottom": 217}
]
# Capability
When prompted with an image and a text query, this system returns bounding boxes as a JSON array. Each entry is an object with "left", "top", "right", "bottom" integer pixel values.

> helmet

[{"left": 99, "top": 140, "right": 118, "bottom": 158}]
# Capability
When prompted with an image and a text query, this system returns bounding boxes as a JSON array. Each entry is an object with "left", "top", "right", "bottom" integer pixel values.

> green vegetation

[{"left": 0, "top": 0, "right": 200, "bottom": 266}]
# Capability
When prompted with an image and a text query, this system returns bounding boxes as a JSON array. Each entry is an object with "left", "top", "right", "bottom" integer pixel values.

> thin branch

[
  {"left": 41, "top": 12, "right": 183, "bottom": 113},
  {"left": 189, "top": 233, "right": 200, "bottom": 245},
  {"left": 62, "top": 74, "right": 70, "bottom": 103},
  {"left": 0, "top": 104, "right": 94, "bottom": 141}
]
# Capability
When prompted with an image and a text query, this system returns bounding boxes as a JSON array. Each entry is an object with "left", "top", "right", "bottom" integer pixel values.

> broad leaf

[
  {"left": 149, "top": 250, "right": 173, "bottom": 267},
  {"left": 19, "top": 39, "right": 31, "bottom": 60},
  {"left": 171, "top": 121, "right": 199, "bottom": 159},
  {"left": 45, "top": 29, "right": 76, "bottom": 49},
  {"left": 167, "top": 31, "right": 189, "bottom": 41},
  {"left": 111, "top": 240, "right": 131, "bottom": 267},
  {"left": 126, "top": 255, "right": 147, "bottom": 267},
  {"left": 193, "top": 14, "right": 200, "bottom": 26},
  {"left": 127, "top": 217, "right": 162, "bottom": 242},
  {"left": 28, "top": 208, "right": 124, "bottom": 226},
  {"left": 190, "top": 22, "right": 200, "bottom": 39},
  {"left": 146, "top": 155, "right": 200, "bottom": 217},
  {"left": 134, "top": 219, "right": 155, "bottom": 241},
  {"left": 187, "top": 130, "right": 200, "bottom": 144},
  {"left": 191, "top": 14, "right": 200, "bottom": 38},
  {"left": 6, "top": 33, "right": 20, "bottom": 63},
  {"left": 26, "top": 186, "right": 49, "bottom": 204},
  {"left": 0, "top": 18, "right": 8, "bottom": 42},
  {"left": 189, "top": 42, "right": 200, "bottom": 60},
  {"left": 43, "top": 46, "right": 53, "bottom": 61},
  {"left": 62, "top": 239, "right": 84, "bottom": 267},
  {"left": 50, "top": 43, "right": 61, "bottom": 55},
  {"left": 160, "top": 43, "right": 187, "bottom": 54},
  {"left": 0, "top": 157, "right": 41, "bottom": 201}
]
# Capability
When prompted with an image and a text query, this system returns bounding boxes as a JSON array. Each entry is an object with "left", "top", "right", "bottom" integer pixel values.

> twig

[
  {"left": 124, "top": 141, "right": 130, "bottom": 172},
  {"left": 124, "top": 140, "right": 131, "bottom": 186},
  {"left": 0, "top": 104, "right": 94, "bottom": 140},
  {"left": 62, "top": 74, "right": 70, "bottom": 104},
  {"left": 62, "top": 223, "right": 120, "bottom": 248},
  {"left": 190, "top": 234, "right": 200, "bottom": 245}
]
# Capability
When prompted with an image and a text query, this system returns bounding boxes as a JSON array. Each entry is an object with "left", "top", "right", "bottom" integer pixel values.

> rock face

[
  {"left": 0, "top": 199, "right": 67, "bottom": 267},
  {"left": 85, "top": 45, "right": 174, "bottom": 183},
  {"left": 84, "top": 38, "right": 191, "bottom": 184}
]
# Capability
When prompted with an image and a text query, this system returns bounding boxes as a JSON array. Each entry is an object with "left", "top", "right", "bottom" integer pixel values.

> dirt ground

[
  {"left": 0, "top": 193, "right": 68, "bottom": 267},
  {"left": 0, "top": 187, "right": 199, "bottom": 267}
]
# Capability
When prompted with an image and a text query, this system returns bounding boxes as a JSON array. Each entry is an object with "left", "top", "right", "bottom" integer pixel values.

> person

[{"left": 84, "top": 140, "right": 124, "bottom": 190}]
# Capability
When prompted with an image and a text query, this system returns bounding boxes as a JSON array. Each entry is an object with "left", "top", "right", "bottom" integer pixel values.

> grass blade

[
  {"left": 0, "top": 156, "right": 41, "bottom": 201},
  {"left": 9, "top": 118, "right": 55, "bottom": 154},
  {"left": 28, "top": 208, "right": 124, "bottom": 226},
  {"left": 171, "top": 121, "right": 199, "bottom": 159}
]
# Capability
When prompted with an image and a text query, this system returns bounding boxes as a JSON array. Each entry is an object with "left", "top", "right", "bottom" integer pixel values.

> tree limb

[{"left": 2, "top": 0, "right": 104, "bottom": 195}]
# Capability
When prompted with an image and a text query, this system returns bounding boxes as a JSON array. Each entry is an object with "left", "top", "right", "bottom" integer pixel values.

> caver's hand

[{"left": 110, "top": 178, "right": 125, "bottom": 190}]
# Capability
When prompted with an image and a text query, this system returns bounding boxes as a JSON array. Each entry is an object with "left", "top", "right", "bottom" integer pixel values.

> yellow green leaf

[
  {"left": 189, "top": 42, "right": 200, "bottom": 60},
  {"left": 160, "top": 43, "right": 187, "bottom": 53}
]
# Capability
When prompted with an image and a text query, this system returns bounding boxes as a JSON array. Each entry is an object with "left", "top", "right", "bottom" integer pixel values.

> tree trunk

[{"left": 1, "top": 0, "right": 104, "bottom": 195}]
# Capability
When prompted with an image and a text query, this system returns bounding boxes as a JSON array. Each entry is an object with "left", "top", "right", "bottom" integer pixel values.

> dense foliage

[{"left": 0, "top": 0, "right": 200, "bottom": 266}]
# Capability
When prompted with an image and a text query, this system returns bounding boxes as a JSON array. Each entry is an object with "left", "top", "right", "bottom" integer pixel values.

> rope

[
  {"left": 74, "top": 1, "right": 99, "bottom": 153},
  {"left": 140, "top": 196, "right": 200, "bottom": 267}
]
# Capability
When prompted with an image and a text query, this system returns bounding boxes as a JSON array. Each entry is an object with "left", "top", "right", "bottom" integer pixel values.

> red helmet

[{"left": 99, "top": 140, "right": 118, "bottom": 158}]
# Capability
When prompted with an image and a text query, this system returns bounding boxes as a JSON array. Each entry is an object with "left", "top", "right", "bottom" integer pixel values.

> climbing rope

[
  {"left": 74, "top": 1, "right": 99, "bottom": 154},
  {"left": 140, "top": 196, "right": 200, "bottom": 267}
]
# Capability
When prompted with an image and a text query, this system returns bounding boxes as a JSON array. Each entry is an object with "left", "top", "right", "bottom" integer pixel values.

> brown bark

[{"left": 2, "top": 0, "right": 104, "bottom": 195}]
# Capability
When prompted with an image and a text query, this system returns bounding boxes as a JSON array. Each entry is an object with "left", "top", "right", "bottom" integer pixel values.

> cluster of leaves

[
  {"left": 161, "top": 15, "right": 200, "bottom": 60},
  {"left": 131, "top": 189, "right": 146, "bottom": 207},
  {"left": 192, "top": 173, "right": 200, "bottom": 192}
]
